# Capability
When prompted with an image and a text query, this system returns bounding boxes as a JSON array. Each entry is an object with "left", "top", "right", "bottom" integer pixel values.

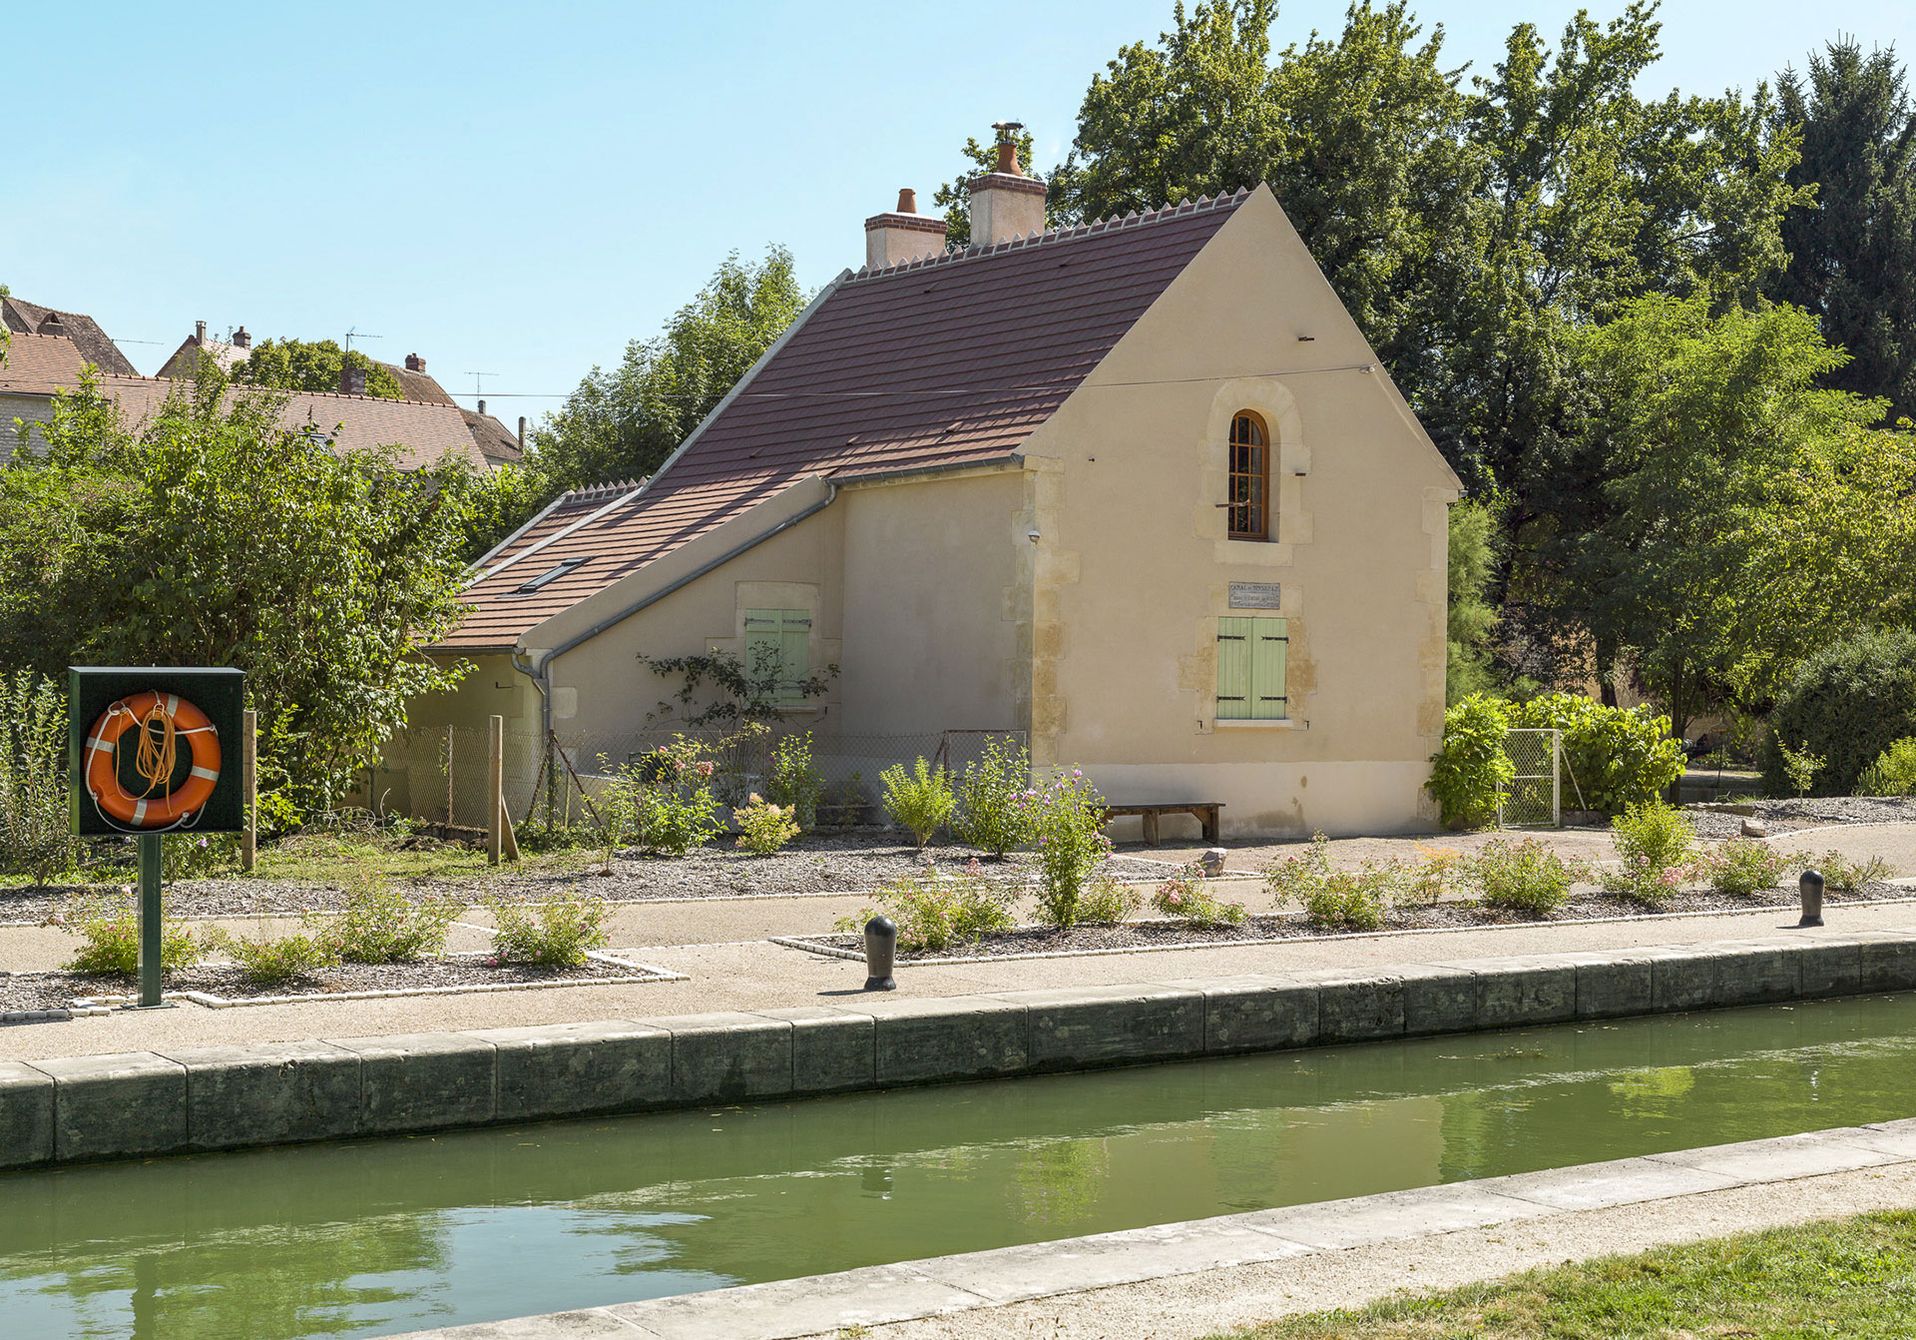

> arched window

[{"left": 1227, "top": 411, "right": 1271, "bottom": 541}]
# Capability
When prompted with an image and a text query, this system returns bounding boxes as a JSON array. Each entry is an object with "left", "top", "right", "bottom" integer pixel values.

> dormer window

[
  {"left": 1227, "top": 411, "right": 1271, "bottom": 541},
  {"left": 514, "top": 557, "right": 585, "bottom": 594}
]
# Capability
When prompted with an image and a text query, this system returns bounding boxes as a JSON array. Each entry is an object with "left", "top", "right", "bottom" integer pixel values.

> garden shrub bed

[
  {"left": 0, "top": 954, "right": 674, "bottom": 1013},
  {"left": 780, "top": 880, "right": 1908, "bottom": 962}
]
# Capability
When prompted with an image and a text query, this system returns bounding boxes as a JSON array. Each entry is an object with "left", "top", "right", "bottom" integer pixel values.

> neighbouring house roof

[
  {"left": 0, "top": 355, "right": 488, "bottom": 470},
  {"left": 387, "top": 361, "right": 456, "bottom": 405},
  {"left": 443, "top": 189, "right": 1253, "bottom": 651},
  {"left": 461, "top": 407, "right": 525, "bottom": 466},
  {"left": 155, "top": 333, "right": 250, "bottom": 378},
  {"left": 1, "top": 296, "right": 139, "bottom": 376}
]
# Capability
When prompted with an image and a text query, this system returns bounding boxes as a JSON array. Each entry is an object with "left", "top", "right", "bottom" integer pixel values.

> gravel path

[{"left": 1687, "top": 795, "right": 1916, "bottom": 838}]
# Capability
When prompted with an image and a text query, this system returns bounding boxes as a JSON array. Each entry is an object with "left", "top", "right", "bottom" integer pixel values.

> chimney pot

[
  {"left": 864, "top": 186, "right": 947, "bottom": 269},
  {"left": 969, "top": 122, "right": 1047, "bottom": 247},
  {"left": 195, "top": 319, "right": 207, "bottom": 344},
  {"left": 896, "top": 187, "right": 918, "bottom": 213},
  {"left": 517, "top": 415, "right": 528, "bottom": 448},
  {"left": 477, "top": 398, "right": 487, "bottom": 415}
]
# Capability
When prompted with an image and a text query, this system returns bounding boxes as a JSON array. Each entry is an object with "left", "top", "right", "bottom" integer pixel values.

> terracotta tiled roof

[
  {"left": 0, "top": 358, "right": 487, "bottom": 470},
  {"left": 444, "top": 189, "right": 1251, "bottom": 651},
  {"left": 461, "top": 407, "right": 525, "bottom": 465},
  {"left": 1, "top": 296, "right": 139, "bottom": 376},
  {"left": 384, "top": 361, "right": 456, "bottom": 405}
]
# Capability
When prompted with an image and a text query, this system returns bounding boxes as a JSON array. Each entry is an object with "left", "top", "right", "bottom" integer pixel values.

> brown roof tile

[
  {"left": 1, "top": 297, "right": 139, "bottom": 376},
  {"left": 444, "top": 190, "right": 1250, "bottom": 650}
]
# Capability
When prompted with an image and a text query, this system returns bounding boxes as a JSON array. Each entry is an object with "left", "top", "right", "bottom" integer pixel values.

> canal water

[{"left": 5, "top": 993, "right": 1915, "bottom": 1338}]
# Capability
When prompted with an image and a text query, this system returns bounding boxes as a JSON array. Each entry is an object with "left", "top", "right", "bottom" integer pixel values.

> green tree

[
  {"left": 932, "top": 126, "right": 1056, "bottom": 248},
  {"left": 532, "top": 246, "right": 806, "bottom": 491},
  {"left": 229, "top": 337, "right": 405, "bottom": 399},
  {"left": 0, "top": 368, "right": 470, "bottom": 807},
  {"left": 1770, "top": 38, "right": 1916, "bottom": 421},
  {"left": 1446, "top": 499, "right": 1503, "bottom": 702}
]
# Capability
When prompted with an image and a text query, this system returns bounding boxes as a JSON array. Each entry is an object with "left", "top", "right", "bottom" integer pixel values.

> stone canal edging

[{"left": 3, "top": 926, "right": 1915, "bottom": 1170}]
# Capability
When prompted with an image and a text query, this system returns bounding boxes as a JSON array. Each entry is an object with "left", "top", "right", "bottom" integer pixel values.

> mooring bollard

[
  {"left": 863, "top": 914, "right": 898, "bottom": 991},
  {"left": 1798, "top": 868, "right": 1825, "bottom": 928}
]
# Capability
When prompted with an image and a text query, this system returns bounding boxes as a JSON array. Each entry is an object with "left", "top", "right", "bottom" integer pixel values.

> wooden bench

[{"left": 1104, "top": 802, "right": 1223, "bottom": 846}]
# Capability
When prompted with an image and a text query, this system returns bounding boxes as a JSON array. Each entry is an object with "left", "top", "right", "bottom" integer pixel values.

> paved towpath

[{"left": 5, "top": 893, "right": 1915, "bottom": 1062}]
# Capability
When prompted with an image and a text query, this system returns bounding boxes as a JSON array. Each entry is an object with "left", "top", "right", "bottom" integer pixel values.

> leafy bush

[
  {"left": 65, "top": 907, "right": 202, "bottom": 976},
  {"left": 1854, "top": 738, "right": 1916, "bottom": 797},
  {"left": 215, "top": 927, "right": 338, "bottom": 985},
  {"left": 319, "top": 871, "right": 459, "bottom": 962},
  {"left": 1150, "top": 864, "right": 1247, "bottom": 927},
  {"left": 1426, "top": 694, "right": 1514, "bottom": 829},
  {"left": 1695, "top": 838, "right": 1788, "bottom": 897},
  {"left": 1077, "top": 876, "right": 1142, "bottom": 925},
  {"left": 1468, "top": 838, "right": 1583, "bottom": 916},
  {"left": 0, "top": 669, "right": 78, "bottom": 887},
  {"left": 1605, "top": 800, "right": 1696, "bottom": 906},
  {"left": 837, "top": 862, "right": 1015, "bottom": 953},
  {"left": 167, "top": 832, "right": 242, "bottom": 879},
  {"left": 1023, "top": 769, "right": 1113, "bottom": 928},
  {"left": 254, "top": 789, "right": 303, "bottom": 840},
  {"left": 1762, "top": 628, "right": 1916, "bottom": 797},
  {"left": 880, "top": 757, "right": 956, "bottom": 847},
  {"left": 1814, "top": 849, "right": 1893, "bottom": 892},
  {"left": 952, "top": 735, "right": 1034, "bottom": 858},
  {"left": 1512, "top": 692, "right": 1685, "bottom": 815},
  {"left": 1403, "top": 845, "right": 1466, "bottom": 905},
  {"left": 1265, "top": 835, "right": 1394, "bottom": 931},
  {"left": 764, "top": 732, "right": 824, "bottom": 830},
  {"left": 733, "top": 793, "right": 800, "bottom": 856},
  {"left": 600, "top": 737, "right": 725, "bottom": 858},
  {"left": 1777, "top": 739, "right": 1826, "bottom": 798},
  {"left": 487, "top": 893, "right": 610, "bottom": 967}
]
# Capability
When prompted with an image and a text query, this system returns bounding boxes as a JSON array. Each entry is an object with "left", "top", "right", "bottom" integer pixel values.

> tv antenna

[
  {"left": 342, "top": 327, "right": 383, "bottom": 354},
  {"left": 465, "top": 371, "right": 499, "bottom": 397}
]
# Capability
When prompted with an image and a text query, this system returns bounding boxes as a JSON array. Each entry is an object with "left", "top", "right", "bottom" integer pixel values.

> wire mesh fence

[
  {"left": 368, "top": 721, "right": 1027, "bottom": 834},
  {"left": 1499, "top": 727, "right": 1562, "bottom": 828}
]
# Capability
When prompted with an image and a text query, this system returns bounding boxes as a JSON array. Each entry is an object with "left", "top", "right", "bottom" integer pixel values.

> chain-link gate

[{"left": 1500, "top": 727, "right": 1562, "bottom": 828}]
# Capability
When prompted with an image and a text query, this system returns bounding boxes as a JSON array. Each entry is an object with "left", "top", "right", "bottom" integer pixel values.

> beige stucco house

[{"left": 414, "top": 146, "right": 1461, "bottom": 838}]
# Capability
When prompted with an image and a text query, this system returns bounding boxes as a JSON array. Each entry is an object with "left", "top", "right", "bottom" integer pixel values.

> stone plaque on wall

[{"left": 1228, "top": 582, "right": 1282, "bottom": 610}]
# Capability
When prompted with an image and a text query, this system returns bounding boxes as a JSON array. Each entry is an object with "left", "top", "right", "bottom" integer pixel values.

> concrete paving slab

[
  {"left": 466, "top": 1020, "right": 670, "bottom": 1121},
  {"left": 1241, "top": 1182, "right": 1550, "bottom": 1250},
  {"left": 390, "top": 1308, "right": 653, "bottom": 1338},
  {"left": 1648, "top": 1128, "right": 1899, "bottom": 1182},
  {"left": 605, "top": 1263, "right": 986, "bottom": 1339},
  {"left": 330, "top": 1031, "right": 496, "bottom": 1132},
  {"left": 1288, "top": 969, "right": 1403, "bottom": 1042},
  {"left": 1707, "top": 941, "right": 1800, "bottom": 1006},
  {"left": 908, "top": 1215, "right": 1315, "bottom": 1305},
  {"left": 1447, "top": 956, "right": 1578, "bottom": 1028},
  {"left": 657, "top": 1012, "right": 793, "bottom": 1104},
  {"left": 162, "top": 1039, "right": 362, "bottom": 1148},
  {"left": 1399, "top": 963, "right": 1478, "bottom": 1035},
  {"left": 1853, "top": 1117, "right": 1916, "bottom": 1159},
  {"left": 1563, "top": 951, "right": 1656, "bottom": 1018},
  {"left": 994, "top": 983, "right": 1204, "bottom": 1069},
  {"left": 31, "top": 1050, "right": 187, "bottom": 1160},
  {"left": 1154, "top": 975, "right": 1317, "bottom": 1054},
  {"left": 0, "top": 1058, "right": 54, "bottom": 1168},
  {"left": 1479, "top": 1155, "right": 1743, "bottom": 1210},
  {"left": 755, "top": 1006, "right": 875, "bottom": 1094},
  {"left": 866, "top": 995, "right": 1029, "bottom": 1085}
]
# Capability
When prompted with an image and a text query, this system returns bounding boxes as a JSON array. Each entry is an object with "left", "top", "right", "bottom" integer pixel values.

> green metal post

[{"left": 138, "top": 833, "right": 163, "bottom": 1007}]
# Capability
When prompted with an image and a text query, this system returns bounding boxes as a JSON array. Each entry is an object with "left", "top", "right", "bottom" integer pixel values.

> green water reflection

[{"left": 5, "top": 994, "right": 1916, "bottom": 1338}]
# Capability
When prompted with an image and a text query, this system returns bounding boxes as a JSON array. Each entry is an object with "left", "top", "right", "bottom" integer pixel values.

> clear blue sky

[{"left": 4, "top": 0, "right": 1911, "bottom": 423}]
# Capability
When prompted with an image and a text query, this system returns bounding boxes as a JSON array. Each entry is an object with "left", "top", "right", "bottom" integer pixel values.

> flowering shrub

[
  {"left": 837, "top": 860, "right": 1014, "bottom": 952},
  {"left": 318, "top": 869, "right": 459, "bottom": 962},
  {"left": 1426, "top": 695, "right": 1515, "bottom": 829},
  {"left": 734, "top": 793, "right": 800, "bottom": 856},
  {"left": 1605, "top": 799, "right": 1696, "bottom": 906},
  {"left": 1468, "top": 838, "right": 1584, "bottom": 916},
  {"left": 601, "top": 737, "right": 725, "bottom": 859},
  {"left": 1404, "top": 845, "right": 1466, "bottom": 905},
  {"left": 880, "top": 756, "right": 956, "bottom": 847},
  {"left": 1814, "top": 849, "right": 1893, "bottom": 891},
  {"left": 764, "top": 731, "right": 824, "bottom": 829},
  {"left": 952, "top": 735, "right": 1034, "bottom": 858},
  {"left": 216, "top": 928, "right": 338, "bottom": 985},
  {"left": 65, "top": 904, "right": 202, "bottom": 976},
  {"left": 1695, "top": 838, "right": 1788, "bottom": 897},
  {"left": 487, "top": 893, "right": 609, "bottom": 967},
  {"left": 1078, "top": 875, "right": 1142, "bottom": 924},
  {"left": 1264, "top": 834, "right": 1394, "bottom": 931},
  {"left": 1022, "top": 769, "right": 1112, "bottom": 928},
  {"left": 1150, "top": 864, "right": 1246, "bottom": 927}
]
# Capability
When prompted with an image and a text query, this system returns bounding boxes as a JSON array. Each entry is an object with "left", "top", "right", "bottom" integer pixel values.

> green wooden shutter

[
  {"left": 1216, "top": 617, "right": 1252, "bottom": 720},
  {"left": 745, "top": 609, "right": 811, "bottom": 705},
  {"left": 1252, "top": 618, "right": 1289, "bottom": 719}
]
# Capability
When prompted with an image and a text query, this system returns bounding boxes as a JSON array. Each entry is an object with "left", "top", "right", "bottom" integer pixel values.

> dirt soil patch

[
  {"left": 1, "top": 955, "right": 672, "bottom": 1012},
  {"left": 784, "top": 881, "right": 1908, "bottom": 961}
]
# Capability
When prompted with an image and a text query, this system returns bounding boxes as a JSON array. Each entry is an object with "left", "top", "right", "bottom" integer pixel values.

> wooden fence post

[
  {"left": 240, "top": 708, "right": 258, "bottom": 873},
  {"left": 487, "top": 714, "right": 504, "bottom": 865}
]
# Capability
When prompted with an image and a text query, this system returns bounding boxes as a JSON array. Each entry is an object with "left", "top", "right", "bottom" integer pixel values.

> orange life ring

[{"left": 84, "top": 691, "right": 222, "bottom": 831}]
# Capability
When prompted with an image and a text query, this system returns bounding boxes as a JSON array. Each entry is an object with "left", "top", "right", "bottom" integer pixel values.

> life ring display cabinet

[{"left": 68, "top": 667, "right": 245, "bottom": 1006}]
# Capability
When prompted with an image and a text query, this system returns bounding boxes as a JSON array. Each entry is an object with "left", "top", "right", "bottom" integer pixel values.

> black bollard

[
  {"left": 863, "top": 914, "right": 898, "bottom": 991},
  {"left": 1797, "top": 868, "right": 1825, "bottom": 928}
]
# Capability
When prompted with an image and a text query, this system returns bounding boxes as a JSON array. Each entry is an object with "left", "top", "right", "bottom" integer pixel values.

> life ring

[{"left": 84, "top": 691, "right": 222, "bottom": 831}]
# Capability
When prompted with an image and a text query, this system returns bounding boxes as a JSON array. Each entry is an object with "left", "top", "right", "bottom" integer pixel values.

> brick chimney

[
  {"left": 231, "top": 325, "right": 251, "bottom": 349},
  {"left": 864, "top": 188, "right": 946, "bottom": 269},
  {"left": 968, "top": 122, "right": 1046, "bottom": 246},
  {"left": 339, "top": 362, "right": 367, "bottom": 396},
  {"left": 405, "top": 352, "right": 425, "bottom": 372},
  {"left": 194, "top": 319, "right": 207, "bottom": 345}
]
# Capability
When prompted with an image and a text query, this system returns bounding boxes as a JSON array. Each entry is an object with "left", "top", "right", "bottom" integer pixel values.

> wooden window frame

[{"left": 1226, "top": 410, "right": 1271, "bottom": 542}]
